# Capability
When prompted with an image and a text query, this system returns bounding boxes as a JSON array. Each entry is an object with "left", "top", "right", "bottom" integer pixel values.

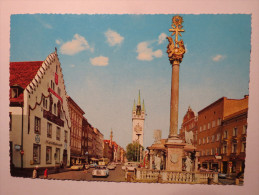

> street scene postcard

[{"left": 9, "top": 14, "right": 251, "bottom": 185}]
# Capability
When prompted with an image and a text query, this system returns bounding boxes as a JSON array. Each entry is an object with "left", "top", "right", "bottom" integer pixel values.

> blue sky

[{"left": 10, "top": 14, "right": 251, "bottom": 149}]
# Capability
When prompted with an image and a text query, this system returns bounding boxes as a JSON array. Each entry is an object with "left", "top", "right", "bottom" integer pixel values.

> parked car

[
  {"left": 90, "top": 163, "right": 98, "bottom": 168},
  {"left": 218, "top": 172, "right": 227, "bottom": 179},
  {"left": 92, "top": 166, "right": 109, "bottom": 177},
  {"left": 107, "top": 164, "right": 116, "bottom": 170},
  {"left": 122, "top": 162, "right": 139, "bottom": 171},
  {"left": 126, "top": 164, "right": 138, "bottom": 172},
  {"left": 84, "top": 164, "right": 90, "bottom": 170},
  {"left": 122, "top": 162, "right": 130, "bottom": 170},
  {"left": 71, "top": 164, "right": 84, "bottom": 171}
]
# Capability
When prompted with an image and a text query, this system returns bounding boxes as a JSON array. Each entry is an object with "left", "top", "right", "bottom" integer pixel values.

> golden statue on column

[{"left": 167, "top": 15, "right": 186, "bottom": 65}]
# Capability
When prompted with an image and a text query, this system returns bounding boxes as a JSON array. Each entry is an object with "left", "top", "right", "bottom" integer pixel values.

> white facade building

[{"left": 9, "top": 49, "right": 71, "bottom": 172}]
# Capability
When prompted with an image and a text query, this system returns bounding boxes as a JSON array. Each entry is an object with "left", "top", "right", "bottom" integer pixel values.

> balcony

[{"left": 43, "top": 109, "right": 64, "bottom": 127}]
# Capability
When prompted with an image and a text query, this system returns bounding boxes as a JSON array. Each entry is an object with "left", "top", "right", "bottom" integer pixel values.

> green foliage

[{"left": 126, "top": 141, "right": 144, "bottom": 162}]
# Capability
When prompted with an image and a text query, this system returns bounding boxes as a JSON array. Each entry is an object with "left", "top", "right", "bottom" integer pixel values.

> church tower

[{"left": 132, "top": 90, "right": 145, "bottom": 146}]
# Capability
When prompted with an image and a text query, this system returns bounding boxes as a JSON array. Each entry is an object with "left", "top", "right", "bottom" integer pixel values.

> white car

[
  {"left": 92, "top": 166, "right": 109, "bottom": 177},
  {"left": 126, "top": 164, "right": 138, "bottom": 172},
  {"left": 122, "top": 162, "right": 139, "bottom": 171},
  {"left": 71, "top": 164, "right": 84, "bottom": 171},
  {"left": 107, "top": 164, "right": 116, "bottom": 170}
]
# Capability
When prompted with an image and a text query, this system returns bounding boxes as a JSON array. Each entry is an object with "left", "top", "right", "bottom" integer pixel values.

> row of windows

[
  {"left": 33, "top": 144, "right": 61, "bottom": 164},
  {"left": 200, "top": 147, "right": 220, "bottom": 156},
  {"left": 42, "top": 97, "right": 64, "bottom": 121},
  {"left": 223, "top": 125, "right": 247, "bottom": 138},
  {"left": 199, "top": 118, "right": 221, "bottom": 132},
  {"left": 199, "top": 133, "right": 221, "bottom": 145},
  {"left": 222, "top": 142, "right": 246, "bottom": 154},
  {"left": 35, "top": 117, "right": 67, "bottom": 142},
  {"left": 200, "top": 142, "right": 246, "bottom": 157}
]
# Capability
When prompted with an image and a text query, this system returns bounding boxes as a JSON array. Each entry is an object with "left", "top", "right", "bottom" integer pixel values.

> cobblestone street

[{"left": 40, "top": 165, "right": 126, "bottom": 182}]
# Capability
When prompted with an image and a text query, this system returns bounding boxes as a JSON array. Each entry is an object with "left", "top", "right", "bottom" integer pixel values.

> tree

[{"left": 126, "top": 141, "right": 144, "bottom": 162}]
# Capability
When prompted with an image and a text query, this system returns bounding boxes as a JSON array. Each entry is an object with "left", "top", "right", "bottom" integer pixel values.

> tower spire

[
  {"left": 133, "top": 99, "right": 136, "bottom": 111},
  {"left": 137, "top": 90, "right": 141, "bottom": 105}
]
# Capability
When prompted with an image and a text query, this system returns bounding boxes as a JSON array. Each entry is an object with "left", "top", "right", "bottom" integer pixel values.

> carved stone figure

[
  {"left": 185, "top": 130, "right": 193, "bottom": 144},
  {"left": 155, "top": 156, "right": 161, "bottom": 170},
  {"left": 185, "top": 155, "right": 192, "bottom": 172},
  {"left": 167, "top": 37, "right": 186, "bottom": 62}
]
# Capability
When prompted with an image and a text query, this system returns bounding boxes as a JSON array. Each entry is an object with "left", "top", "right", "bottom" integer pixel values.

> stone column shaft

[{"left": 169, "top": 61, "right": 180, "bottom": 138}]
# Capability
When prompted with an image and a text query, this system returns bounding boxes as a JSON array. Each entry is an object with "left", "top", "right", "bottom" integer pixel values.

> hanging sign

[{"left": 35, "top": 134, "right": 40, "bottom": 143}]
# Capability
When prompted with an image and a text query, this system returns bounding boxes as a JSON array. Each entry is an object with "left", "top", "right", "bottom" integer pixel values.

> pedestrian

[
  {"left": 44, "top": 168, "right": 48, "bottom": 179},
  {"left": 32, "top": 166, "right": 38, "bottom": 179},
  {"left": 60, "top": 161, "right": 63, "bottom": 169}
]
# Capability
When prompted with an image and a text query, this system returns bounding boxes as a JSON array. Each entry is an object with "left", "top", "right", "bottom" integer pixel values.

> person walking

[
  {"left": 44, "top": 168, "right": 48, "bottom": 179},
  {"left": 32, "top": 166, "right": 38, "bottom": 179}
]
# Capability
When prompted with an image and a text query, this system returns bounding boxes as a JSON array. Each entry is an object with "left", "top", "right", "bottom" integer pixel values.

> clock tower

[{"left": 132, "top": 90, "right": 145, "bottom": 146}]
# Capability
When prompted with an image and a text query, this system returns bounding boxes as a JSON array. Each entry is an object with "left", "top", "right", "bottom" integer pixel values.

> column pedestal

[{"left": 165, "top": 140, "right": 185, "bottom": 171}]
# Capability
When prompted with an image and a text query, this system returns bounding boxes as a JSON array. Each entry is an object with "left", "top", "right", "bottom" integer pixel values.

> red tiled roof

[
  {"left": 10, "top": 61, "right": 43, "bottom": 89},
  {"left": 10, "top": 93, "right": 24, "bottom": 103}
]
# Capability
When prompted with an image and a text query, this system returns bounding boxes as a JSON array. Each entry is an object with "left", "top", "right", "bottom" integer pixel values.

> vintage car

[
  {"left": 218, "top": 172, "right": 227, "bottom": 179},
  {"left": 107, "top": 163, "right": 116, "bottom": 170},
  {"left": 92, "top": 166, "right": 109, "bottom": 177},
  {"left": 84, "top": 164, "right": 90, "bottom": 170},
  {"left": 90, "top": 163, "right": 98, "bottom": 168},
  {"left": 122, "top": 162, "right": 139, "bottom": 171},
  {"left": 126, "top": 164, "right": 138, "bottom": 172},
  {"left": 71, "top": 164, "right": 84, "bottom": 171}
]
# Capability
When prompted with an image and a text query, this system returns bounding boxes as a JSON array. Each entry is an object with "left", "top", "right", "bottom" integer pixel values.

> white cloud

[
  {"left": 60, "top": 34, "right": 94, "bottom": 55},
  {"left": 136, "top": 41, "right": 163, "bottom": 61},
  {"left": 158, "top": 33, "right": 167, "bottom": 44},
  {"left": 105, "top": 29, "right": 124, "bottom": 46},
  {"left": 212, "top": 54, "right": 226, "bottom": 62},
  {"left": 44, "top": 23, "right": 52, "bottom": 29},
  {"left": 90, "top": 56, "right": 109, "bottom": 66},
  {"left": 153, "top": 50, "right": 163, "bottom": 58},
  {"left": 34, "top": 15, "right": 53, "bottom": 29},
  {"left": 56, "top": 40, "right": 61, "bottom": 45}
]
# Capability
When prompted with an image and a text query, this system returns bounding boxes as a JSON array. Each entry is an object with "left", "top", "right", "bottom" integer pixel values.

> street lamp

[{"left": 136, "top": 134, "right": 141, "bottom": 162}]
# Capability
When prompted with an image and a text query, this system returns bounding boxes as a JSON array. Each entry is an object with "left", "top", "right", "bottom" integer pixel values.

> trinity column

[{"left": 165, "top": 15, "right": 186, "bottom": 171}]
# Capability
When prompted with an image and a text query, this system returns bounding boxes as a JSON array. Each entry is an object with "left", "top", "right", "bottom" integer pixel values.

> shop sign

[
  {"left": 215, "top": 155, "right": 222, "bottom": 160},
  {"left": 14, "top": 144, "right": 21, "bottom": 151},
  {"left": 46, "top": 140, "right": 62, "bottom": 147}
]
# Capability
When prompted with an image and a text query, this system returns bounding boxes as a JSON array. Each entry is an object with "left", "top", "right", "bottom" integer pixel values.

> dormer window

[{"left": 11, "top": 88, "right": 19, "bottom": 98}]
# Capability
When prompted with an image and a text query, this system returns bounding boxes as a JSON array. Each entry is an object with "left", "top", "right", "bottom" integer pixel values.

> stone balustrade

[{"left": 135, "top": 168, "right": 218, "bottom": 184}]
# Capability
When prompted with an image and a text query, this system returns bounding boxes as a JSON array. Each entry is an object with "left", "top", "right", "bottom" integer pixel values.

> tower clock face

[{"left": 134, "top": 123, "right": 142, "bottom": 134}]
